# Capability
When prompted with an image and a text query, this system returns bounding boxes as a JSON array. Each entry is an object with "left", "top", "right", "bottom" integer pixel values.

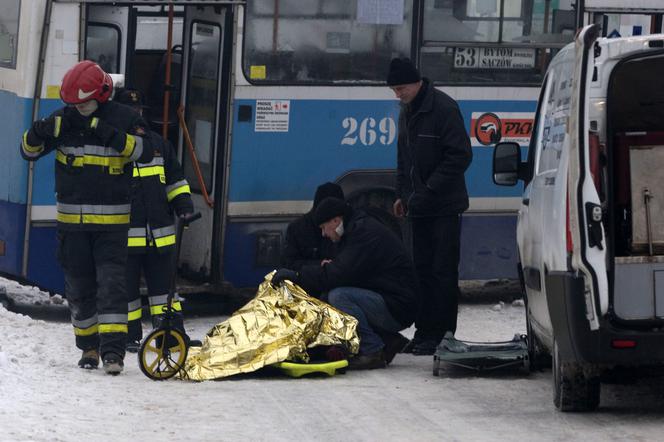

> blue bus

[{"left": 1, "top": 0, "right": 660, "bottom": 294}]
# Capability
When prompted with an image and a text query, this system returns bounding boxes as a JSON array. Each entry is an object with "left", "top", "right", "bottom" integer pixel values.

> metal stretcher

[{"left": 433, "top": 332, "right": 529, "bottom": 376}]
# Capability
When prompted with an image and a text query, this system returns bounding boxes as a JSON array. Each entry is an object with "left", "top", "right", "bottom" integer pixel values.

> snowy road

[{"left": 2, "top": 296, "right": 664, "bottom": 441}]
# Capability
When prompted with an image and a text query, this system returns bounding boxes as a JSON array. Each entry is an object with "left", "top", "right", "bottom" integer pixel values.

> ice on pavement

[{"left": 2, "top": 279, "right": 664, "bottom": 442}]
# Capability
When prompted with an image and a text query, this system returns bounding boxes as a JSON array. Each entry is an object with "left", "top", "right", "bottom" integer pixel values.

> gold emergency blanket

[{"left": 182, "top": 273, "right": 360, "bottom": 381}]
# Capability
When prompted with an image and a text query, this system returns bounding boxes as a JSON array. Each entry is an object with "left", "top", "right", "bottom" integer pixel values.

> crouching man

[{"left": 272, "top": 197, "right": 418, "bottom": 369}]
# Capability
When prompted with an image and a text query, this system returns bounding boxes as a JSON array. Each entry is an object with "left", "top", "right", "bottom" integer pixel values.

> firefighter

[
  {"left": 20, "top": 61, "right": 155, "bottom": 375},
  {"left": 113, "top": 88, "right": 197, "bottom": 351}
]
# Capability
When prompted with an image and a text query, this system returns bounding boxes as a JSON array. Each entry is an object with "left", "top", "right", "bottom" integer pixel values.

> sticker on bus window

[
  {"left": 250, "top": 65, "right": 266, "bottom": 80},
  {"left": 46, "top": 85, "right": 61, "bottom": 99},
  {"left": 454, "top": 47, "right": 536, "bottom": 70}
]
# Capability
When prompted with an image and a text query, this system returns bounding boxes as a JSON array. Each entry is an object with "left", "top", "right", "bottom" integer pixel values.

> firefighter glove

[
  {"left": 32, "top": 116, "right": 65, "bottom": 139},
  {"left": 90, "top": 117, "right": 119, "bottom": 146},
  {"left": 271, "top": 268, "right": 299, "bottom": 286}
]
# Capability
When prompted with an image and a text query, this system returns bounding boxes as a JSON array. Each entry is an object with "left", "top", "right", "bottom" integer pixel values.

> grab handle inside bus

[{"left": 177, "top": 104, "right": 214, "bottom": 208}]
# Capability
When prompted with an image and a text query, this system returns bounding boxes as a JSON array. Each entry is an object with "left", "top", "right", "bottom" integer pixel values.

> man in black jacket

[
  {"left": 281, "top": 182, "right": 344, "bottom": 271},
  {"left": 388, "top": 58, "right": 473, "bottom": 355},
  {"left": 113, "top": 88, "right": 196, "bottom": 352},
  {"left": 20, "top": 61, "right": 155, "bottom": 374},
  {"left": 272, "top": 197, "right": 417, "bottom": 369}
]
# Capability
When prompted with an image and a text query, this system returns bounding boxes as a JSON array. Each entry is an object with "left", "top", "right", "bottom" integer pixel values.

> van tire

[{"left": 552, "top": 340, "right": 600, "bottom": 411}]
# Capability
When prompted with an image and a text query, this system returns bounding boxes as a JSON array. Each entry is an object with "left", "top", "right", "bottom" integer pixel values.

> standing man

[
  {"left": 113, "top": 88, "right": 196, "bottom": 352},
  {"left": 388, "top": 58, "right": 472, "bottom": 355},
  {"left": 20, "top": 61, "right": 154, "bottom": 374},
  {"left": 272, "top": 197, "right": 417, "bottom": 369}
]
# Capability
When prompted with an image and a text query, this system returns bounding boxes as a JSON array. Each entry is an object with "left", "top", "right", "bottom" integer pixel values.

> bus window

[
  {"left": 0, "top": 0, "right": 20, "bottom": 69},
  {"left": 243, "top": 0, "right": 413, "bottom": 84},
  {"left": 86, "top": 23, "right": 120, "bottom": 73},
  {"left": 184, "top": 21, "right": 222, "bottom": 193},
  {"left": 421, "top": 0, "right": 576, "bottom": 85}
]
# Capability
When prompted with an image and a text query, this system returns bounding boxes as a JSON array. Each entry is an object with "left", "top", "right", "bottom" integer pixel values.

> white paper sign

[
  {"left": 255, "top": 100, "right": 290, "bottom": 132},
  {"left": 357, "top": 0, "right": 404, "bottom": 25}
]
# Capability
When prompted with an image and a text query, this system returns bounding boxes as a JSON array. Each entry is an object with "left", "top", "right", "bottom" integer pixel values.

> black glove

[
  {"left": 89, "top": 117, "right": 119, "bottom": 146},
  {"left": 32, "top": 116, "right": 64, "bottom": 139},
  {"left": 272, "top": 268, "right": 299, "bottom": 286}
]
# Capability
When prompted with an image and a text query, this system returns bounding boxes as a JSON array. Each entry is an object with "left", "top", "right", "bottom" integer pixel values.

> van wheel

[{"left": 552, "top": 340, "right": 600, "bottom": 411}]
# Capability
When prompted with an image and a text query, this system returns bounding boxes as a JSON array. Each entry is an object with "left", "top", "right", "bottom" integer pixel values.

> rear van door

[{"left": 567, "top": 24, "right": 608, "bottom": 331}]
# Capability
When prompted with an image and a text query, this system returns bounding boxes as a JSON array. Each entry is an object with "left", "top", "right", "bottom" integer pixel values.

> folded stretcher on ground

[{"left": 433, "top": 332, "right": 529, "bottom": 376}]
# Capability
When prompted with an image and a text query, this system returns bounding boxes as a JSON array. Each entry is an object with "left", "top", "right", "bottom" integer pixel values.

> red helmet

[{"left": 60, "top": 60, "right": 113, "bottom": 104}]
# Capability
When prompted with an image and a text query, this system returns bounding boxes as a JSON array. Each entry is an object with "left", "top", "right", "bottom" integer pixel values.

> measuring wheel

[{"left": 138, "top": 328, "right": 189, "bottom": 380}]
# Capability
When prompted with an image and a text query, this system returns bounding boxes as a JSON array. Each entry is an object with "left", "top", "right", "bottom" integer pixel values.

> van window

[
  {"left": 0, "top": 0, "right": 20, "bottom": 69},
  {"left": 535, "top": 58, "right": 573, "bottom": 175}
]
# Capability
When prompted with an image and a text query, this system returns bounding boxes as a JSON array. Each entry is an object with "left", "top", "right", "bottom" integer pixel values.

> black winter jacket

[
  {"left": 396, "top": 79, "right": 473, "bottom": 217},
  {"left": 297, "top": 208, "right": 418, "bottom": 327},
  {"left": 281, "top": 211, "right": 337, "bottom": 271},
  {"left": 20, "top": 101, "right": 154, "bottom": 231},
  {"left": 129, "top": 132, "right": 193, "bottom": 254}
]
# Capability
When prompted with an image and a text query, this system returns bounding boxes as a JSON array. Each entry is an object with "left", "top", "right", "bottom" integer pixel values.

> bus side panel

[
  {"left": 0, "top": 90, "right": 31, "bottom": 276},
  {"left": 222, "top": 97, "right": 534, "bottom": 286}
]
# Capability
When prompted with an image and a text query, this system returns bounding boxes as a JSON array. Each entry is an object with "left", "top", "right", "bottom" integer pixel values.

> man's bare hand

[
  {"left": 393, "top": 199, "right": 405, "bottom": 217},
  {"left": 321, "top": 259, "right": 333, "bottom": 266}
]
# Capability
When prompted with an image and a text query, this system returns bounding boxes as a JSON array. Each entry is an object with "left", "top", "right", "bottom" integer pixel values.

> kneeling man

[{"left": 272, "top": 197, "right": 418, "bottom": 369}]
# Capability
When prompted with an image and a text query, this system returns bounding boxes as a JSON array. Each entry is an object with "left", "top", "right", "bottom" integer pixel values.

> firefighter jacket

[
  {"left": 128, "top": 132, "right": 193, "bottom": 253},
  {"left": 20, "top": 101, "right": 154, "bottom": 231}
]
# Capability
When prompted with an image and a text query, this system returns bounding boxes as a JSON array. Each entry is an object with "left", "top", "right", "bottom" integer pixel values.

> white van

[{"left": 493, "top": 24, "right": 664, "bottom": 411}]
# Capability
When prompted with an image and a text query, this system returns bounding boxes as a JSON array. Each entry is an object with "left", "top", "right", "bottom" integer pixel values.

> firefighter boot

[
  {"left": 78, "top": 349, "right": 99, "bottom": 369},
  {"left": 102, "top": 352, "right": 124, "bottom": 375}
]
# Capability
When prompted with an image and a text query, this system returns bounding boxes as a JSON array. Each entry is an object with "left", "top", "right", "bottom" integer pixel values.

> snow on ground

[{"left": 2, "top": 280, "right": 664, "bottom": 442}]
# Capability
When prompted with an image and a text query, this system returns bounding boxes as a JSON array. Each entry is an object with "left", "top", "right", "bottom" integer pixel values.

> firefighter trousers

[
  {"left": 126, "top": 249, "right": 184, "bottom": 343},
  {"left": 56, "top": 230, "right": 128, "bottom": 359}
]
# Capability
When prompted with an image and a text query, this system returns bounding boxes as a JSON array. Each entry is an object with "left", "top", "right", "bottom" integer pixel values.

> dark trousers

[
  {"left": 57, "top": 230, "right": 128, "bottom": 358},
  {"left": 410, "top": 215, "right": 461, "bottom": 341},
  {"left": 126, "top": 249, "right": 184, "bottom": 342}
]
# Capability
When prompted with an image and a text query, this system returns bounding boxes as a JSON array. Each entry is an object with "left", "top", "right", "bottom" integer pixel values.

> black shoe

[
  {"left": 401, "top": 336, "right": 425, "bottom": 354},
  {"left": 78, "top": 349, "right": 99, "bottom": 369},
  {"left": 348, "top": 351, "right": 387, "bottom": 370},
  {"left": 412, "top": 339, "right": 440, "bottom": 356},
  {"left": 102, "top": 353, "right": 124, "bottom": 375},
  {"left": 126, "top": 340, "right": 140, "bottom": 353},
  {"left": 383, "top": 333, "right": 410, "bottom": 364}
]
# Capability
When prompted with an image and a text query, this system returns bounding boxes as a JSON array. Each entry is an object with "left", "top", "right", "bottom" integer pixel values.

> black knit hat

[
  {"left": 313, "top": 182, "right": 344, "bottom": 209},
  {"left": 314, "top": 197, "right": 349, "bottom": 225},
  {"left": 386, "top": 58, "right": 421, "bottom": 86}
]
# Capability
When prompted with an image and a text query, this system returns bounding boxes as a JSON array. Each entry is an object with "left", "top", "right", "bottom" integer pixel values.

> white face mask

[
  {"left": 75, "top": 100, "right": 98, "bottom": 117},
  {"left": 334, "top": 220, "right": 344, "bottom": 237}
]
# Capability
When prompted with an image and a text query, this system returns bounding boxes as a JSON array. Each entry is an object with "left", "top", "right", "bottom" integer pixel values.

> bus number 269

[{"left": 341, "top": 117, "right": 396, "bottom": 146}]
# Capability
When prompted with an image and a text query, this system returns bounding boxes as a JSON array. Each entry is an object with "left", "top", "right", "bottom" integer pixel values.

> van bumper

[{"left": 545, "top": 271, "right": 664, "bottom": 366}]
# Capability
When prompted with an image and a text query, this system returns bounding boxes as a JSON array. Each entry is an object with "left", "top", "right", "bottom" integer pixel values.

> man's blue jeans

[{"left": 328, "top": 287, "right": 404, "bottom": 355}]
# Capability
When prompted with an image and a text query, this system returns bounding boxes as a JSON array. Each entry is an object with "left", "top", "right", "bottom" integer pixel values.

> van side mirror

[{"left": 492, "top": 142, "right": 522, "bottom": 186}]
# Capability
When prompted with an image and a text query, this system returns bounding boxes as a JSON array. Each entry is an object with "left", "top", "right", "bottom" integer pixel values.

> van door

[
  {"left": 567, "top": 24, "right": 608, "bottom": 330},
  {"left": 178, "top": 5, "right": 232, "bottom": 282}
]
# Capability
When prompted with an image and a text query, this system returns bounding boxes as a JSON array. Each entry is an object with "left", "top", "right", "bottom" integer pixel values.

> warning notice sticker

[{"left": 255, "top": 100, "right": 290, "bottom": 132}]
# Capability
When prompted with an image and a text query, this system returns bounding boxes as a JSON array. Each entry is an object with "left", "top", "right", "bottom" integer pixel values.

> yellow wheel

[{"left": 138, "top": 328, "right": 188, "bottom": 380}]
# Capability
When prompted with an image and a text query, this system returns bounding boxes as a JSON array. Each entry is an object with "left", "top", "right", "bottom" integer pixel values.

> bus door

[
  {"left": 85, "top": 5, "right": 129, "bottom": 75},
  {"left": 178, "top": 5, "right": 233, "bottom": 284}
]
